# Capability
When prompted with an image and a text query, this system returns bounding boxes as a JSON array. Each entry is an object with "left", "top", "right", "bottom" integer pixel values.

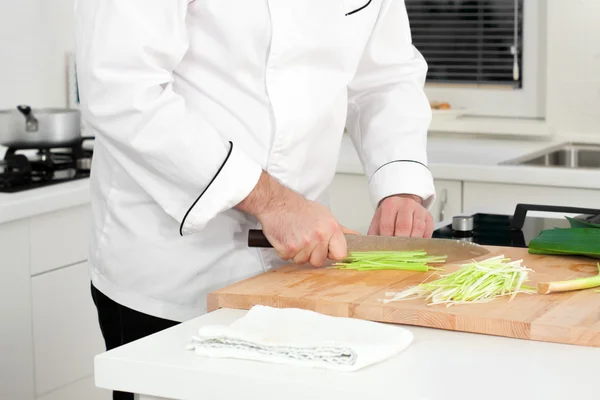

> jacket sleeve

[
  {"left": 74, "top": 0, "right": 263, "bottom": 235},
  {"left": 345, "top": 0, "right": 436, "bottom": 210}
]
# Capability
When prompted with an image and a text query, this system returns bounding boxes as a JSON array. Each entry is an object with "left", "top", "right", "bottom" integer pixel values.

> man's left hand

[{"left": 368, "top": 194, "right": 434, "bottom": 238}]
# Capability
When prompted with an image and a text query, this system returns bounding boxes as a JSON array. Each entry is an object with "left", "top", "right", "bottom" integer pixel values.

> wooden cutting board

[{"left": 207, "top": 246, "right": 600, "bottom": 347}]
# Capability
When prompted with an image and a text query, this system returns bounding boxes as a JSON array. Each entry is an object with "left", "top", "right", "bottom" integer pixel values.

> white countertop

[
  {"left": 94, "top": 307, "right": 600, "bottom": 400},
  {"left": 338, "top": 132, "right": 600, "bottom": 190},
  {"left": 0, "top": 178, "right": 90, "bottom": 224},
  {"left": 1, "top": 132, "right": 599, "bottom": 224}
]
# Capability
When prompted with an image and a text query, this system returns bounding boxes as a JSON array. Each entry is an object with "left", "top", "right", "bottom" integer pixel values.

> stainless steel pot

[{"left": 0, "top": 105, "right": 81, "bottom": 148}]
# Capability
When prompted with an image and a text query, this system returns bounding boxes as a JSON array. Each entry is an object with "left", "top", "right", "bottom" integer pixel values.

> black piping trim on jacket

[
  {"left": 370, "top": 159, "right": 430, "bottom": 181},
  {"left": 345, "top": 0, "right": 372, "bottom": 16},
  {"left": 179, "top": 141, "right": 234, "bottom": 236}
]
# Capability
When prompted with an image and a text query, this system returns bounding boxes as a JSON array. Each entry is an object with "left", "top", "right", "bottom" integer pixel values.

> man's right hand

[{"left": 235, "top": 171, "right": 355, "bottom": 267}]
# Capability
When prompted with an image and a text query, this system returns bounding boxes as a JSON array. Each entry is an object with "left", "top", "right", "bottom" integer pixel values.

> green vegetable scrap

[
  {"left": 331, "top": 250, "right": 447, "bottom": 272},
  {"left": 383, "top": 255, "right": 536, "bottom": 307},
  {"left": 566, "top": 216, "right": 600, "bottom": 229},
  {"left": 528, "top": 227, "right": 600, "bottom": 259},
  {"left": 538, "top": 263, "right": 600, "bottom": 294}
]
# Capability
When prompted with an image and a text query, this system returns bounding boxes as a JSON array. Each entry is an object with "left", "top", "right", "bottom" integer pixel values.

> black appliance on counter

[
  {"left": 0, "top": 137, "right": 94, "bottom": 193},
  {"left": 433, "top": 204, "right": 600, "bottom": 248}
]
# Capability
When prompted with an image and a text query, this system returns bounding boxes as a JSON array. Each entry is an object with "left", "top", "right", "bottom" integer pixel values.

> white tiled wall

[
  {"left": 0, "top": 1, "right": 598, "bottom": 135},
  {"left": 546, "top": 0, "right": 600, "bottom": 136}
]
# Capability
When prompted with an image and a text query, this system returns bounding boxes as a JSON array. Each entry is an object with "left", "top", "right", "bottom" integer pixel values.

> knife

[{"left": 247, "top": 229, "right": 490, "bottom": 264}]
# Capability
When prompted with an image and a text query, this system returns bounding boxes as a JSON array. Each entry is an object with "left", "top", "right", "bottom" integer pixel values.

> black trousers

[{"left": 90, "top": 284, "right": 180, "bottom": 400}]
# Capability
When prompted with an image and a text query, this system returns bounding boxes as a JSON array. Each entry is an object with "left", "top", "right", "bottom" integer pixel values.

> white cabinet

[
  {"left": 463, "top": 182, "right": 600, "bottom": 215},
  {"left": 31, "top": 261, "right": 106, "bottom": 397},
  {"left": 327, "top": 173, "right": 374, "bottom": 234},
  {"left": 0, "top": 220, "right": 35, "bottom": 400},
  {"left": 429, "top": 180, "right": 462, "bottom": 223},
  {"left": 0, "top": 203, "right": 104, "bottom": 400},
  {"left": 30, "top": 205, "right": 91, "bottom": 276}
]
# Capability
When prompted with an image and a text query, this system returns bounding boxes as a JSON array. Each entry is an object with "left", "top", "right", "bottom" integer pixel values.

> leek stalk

[{"left": 537, "top": 263, "right": 600, "bottom": 295}]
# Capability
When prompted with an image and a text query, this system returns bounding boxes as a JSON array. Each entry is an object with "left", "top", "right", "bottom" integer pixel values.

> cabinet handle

[{"left": 439, "top": 188, "right": 448, "bottom": 221}]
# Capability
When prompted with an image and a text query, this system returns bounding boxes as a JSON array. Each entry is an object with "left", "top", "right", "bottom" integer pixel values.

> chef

[{"left": 75, "top": 1, "right": 435, "bottom": 397}]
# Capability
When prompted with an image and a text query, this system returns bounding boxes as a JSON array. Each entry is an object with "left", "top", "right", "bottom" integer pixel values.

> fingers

[
  {"left": 289, "top": 226, "right": 349, "bottom": 267},
  {"left": 367, "top": 207, "right": 381, "bottom": 235},
  {"left": 370, "top": 195, "right": 433, "bottom": 238},
  {"left": 261, "top": 196, "right": 349, "bottom": 267},
  {"left": 327, "top": 228, "right": 348, "bottom": 261},
  {"left": 408, "top": 208, "right": 434, "bottom": 238},
  {"left": 378, "top": 201, "right": 397, "bottom": 236},
  {"left": 394, "top": 208, "right": 414, "bottom": 237},
  {"left": 341, "top": 225, "right": 360, "bottom": 235},
  {"left": 309, "top": 239, "right": 329, "bottom": 267},
  {"left": 292, "top": 234, "right": 320, "bottom": 265},
  {"left": 423, "top": 212, "right": 434, "bottom": 238}
]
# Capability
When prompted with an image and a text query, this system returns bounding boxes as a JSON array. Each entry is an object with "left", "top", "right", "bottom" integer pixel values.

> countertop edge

[{"left": 0, "top": 179, "right": 91, "bottom": 224}]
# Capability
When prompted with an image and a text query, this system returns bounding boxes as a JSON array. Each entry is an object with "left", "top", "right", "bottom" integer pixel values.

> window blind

[{"left": 405, "top": 0, "right": 523, "bottom": 88}]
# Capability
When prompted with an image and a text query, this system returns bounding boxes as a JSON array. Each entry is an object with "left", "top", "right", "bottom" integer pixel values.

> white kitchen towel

[{"left": 186, "top": 305, "right": 413, "bottom": 371}]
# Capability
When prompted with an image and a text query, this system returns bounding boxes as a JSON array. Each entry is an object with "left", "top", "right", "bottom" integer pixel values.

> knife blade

[{"left": 247, "top": 229, "right": 490, "bottom": 264}]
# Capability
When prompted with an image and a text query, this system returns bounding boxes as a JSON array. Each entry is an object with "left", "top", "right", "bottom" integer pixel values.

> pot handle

[{"left": 17, "top": 105, "right": 39, "bottom": 133}]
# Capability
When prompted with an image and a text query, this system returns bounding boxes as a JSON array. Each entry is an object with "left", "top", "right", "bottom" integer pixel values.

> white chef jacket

[{"left": 74, "top": 0, "right": 436, "bottom": 322}]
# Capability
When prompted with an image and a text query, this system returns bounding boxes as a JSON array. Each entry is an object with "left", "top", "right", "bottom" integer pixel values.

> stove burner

[
  {"left": 433, "top": 203, "right": 600, "bottom": 248},
  {"left": 0, "top": 136, "right": 94, "bottom": 193}
]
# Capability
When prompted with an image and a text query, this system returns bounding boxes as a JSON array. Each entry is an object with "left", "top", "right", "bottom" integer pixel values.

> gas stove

[
  {"left": 433, "top": 203, "right": 600, "bottom": 248},
  {"left": 0, "top": 137, "right": 93, "bottom": 193}
]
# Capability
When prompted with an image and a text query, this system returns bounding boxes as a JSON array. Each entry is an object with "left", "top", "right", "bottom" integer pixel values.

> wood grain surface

[{"left": 207, "top": 246, "right": 600, "bottom": 347}]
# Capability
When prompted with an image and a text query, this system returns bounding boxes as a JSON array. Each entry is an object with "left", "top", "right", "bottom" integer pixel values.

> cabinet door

[
  {"left": 30, "top": 205, "right": 91, "bottom": 276},
  {"left": 327, "top": 173, "right": 374, "bottom": 234},
  {"left": 463, "top": 182, "right": 600, "bottom": 215},
  {"left": 31, "top": 261, "right": 106, "bottom": 397},
  {"left": 431, "top": 180, "right": 462, "bottom": 223},
  {"left": 0, "top": 220, "right": 35, "bottom": 400}
]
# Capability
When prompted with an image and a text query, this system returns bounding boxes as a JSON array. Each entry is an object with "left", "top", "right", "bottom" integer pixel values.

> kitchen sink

[{"left": 501, "top": 142, "right": 600, "bottom": 169}]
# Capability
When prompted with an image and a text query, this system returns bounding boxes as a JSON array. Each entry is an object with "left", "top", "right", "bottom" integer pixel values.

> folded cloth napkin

[{"left": 187, "top": 305, "right": 413, "bottom": 371}]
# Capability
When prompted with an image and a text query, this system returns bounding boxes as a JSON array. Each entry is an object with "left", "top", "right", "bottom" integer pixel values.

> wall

[
  {"left": 0, "top": 0, "right": 74, "bottom": 108},
  {"left": 0, "top": 0, "right": 598, "bottom": 135},
  {"left": 546, "top": 0, "right": 600, "bottom": 136}
]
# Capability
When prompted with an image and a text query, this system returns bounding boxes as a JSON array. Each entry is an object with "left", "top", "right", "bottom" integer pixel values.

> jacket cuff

[
  {"left": 180, "top": 142, "right": 262, "bottom": 235},
  {"left": 368, "top": 160, "right": 436, "bottom": 210}
]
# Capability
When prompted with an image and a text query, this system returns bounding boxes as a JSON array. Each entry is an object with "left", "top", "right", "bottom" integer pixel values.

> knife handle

[{"left": 248, "top": 229, "right": 273, "bottom": 248}]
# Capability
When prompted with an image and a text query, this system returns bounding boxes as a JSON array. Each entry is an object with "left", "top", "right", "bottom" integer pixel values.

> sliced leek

[
  {"left": 331, "top": 250, "right": 447, "bottom": 272},
  {"left": 537, "top": 263, "right": 600, "bottom": 294},
  {"left": 383, "top": 255, "right": 535, "bottom": 307}
]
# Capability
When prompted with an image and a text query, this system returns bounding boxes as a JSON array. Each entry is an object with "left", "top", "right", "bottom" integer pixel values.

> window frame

[{"left": 418, "top": 0, "right": 546, "bottom": 119}]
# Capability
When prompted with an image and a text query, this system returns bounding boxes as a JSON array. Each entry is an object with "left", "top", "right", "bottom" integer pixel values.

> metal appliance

[
  {"left": 0, "top": 136, "right": 94, "bottom": 193},
  {"left": 433, "top": 203, "right": 600, "bottom": 248},
  {"left": 0, "top": 105, "right": 81, "bottom": 148}
]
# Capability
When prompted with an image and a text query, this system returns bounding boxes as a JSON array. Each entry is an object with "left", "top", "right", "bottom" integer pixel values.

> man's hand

[
  {"left": 368, "top": 194, "right": 433, "bottom": 238},
  {"left": 236, "top": 171, "right": 357, "bottom": 267}
]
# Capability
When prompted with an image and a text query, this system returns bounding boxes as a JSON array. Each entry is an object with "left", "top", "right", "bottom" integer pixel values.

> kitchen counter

[
  {"left": 338, "top": 132, "right": 600, "bottom": 190},
  {"left": 1, "top": 132, "right": 600, "bottom": 225},
  {"left": 0, "top": 178, "right": 90, "bottom": 225},
  {"left": 94, "top": 307, "right": 600, "bottom": 400}
]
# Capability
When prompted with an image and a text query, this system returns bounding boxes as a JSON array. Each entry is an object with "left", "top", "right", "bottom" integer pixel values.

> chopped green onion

[
  {"left": 383, "top": 255, "right": 535, "bottom": 307},
  {"left": 331, "top": 250, "right": 447, "bottom": 272}
]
